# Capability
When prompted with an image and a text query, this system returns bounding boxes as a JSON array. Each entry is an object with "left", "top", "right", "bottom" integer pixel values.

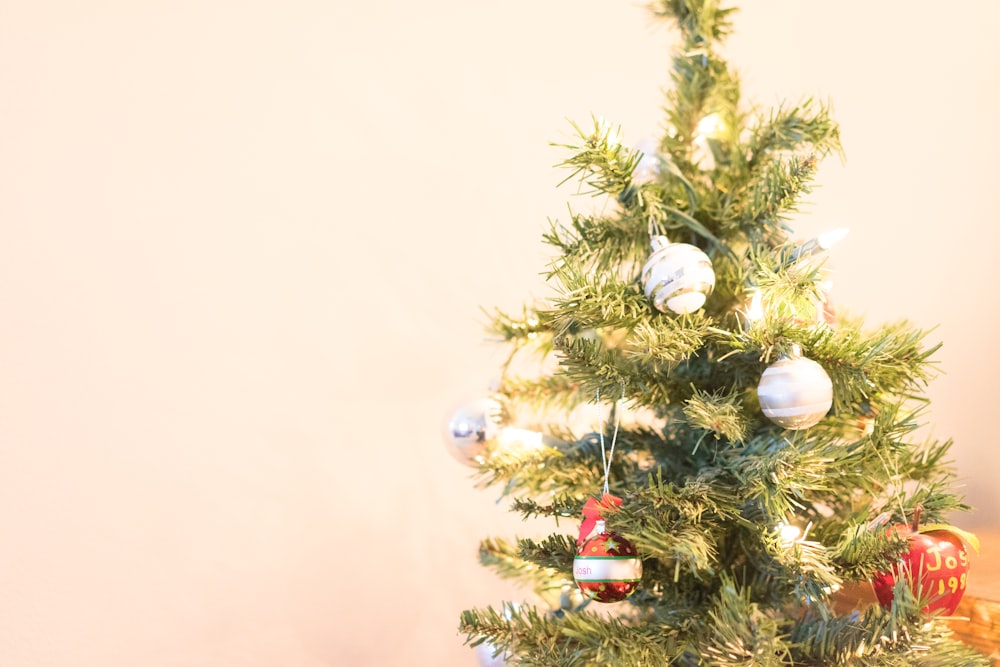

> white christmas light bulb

[
  {"left": 632, "top": 137, "right": 660, "bottom": 184},
  {"left": 596, "top": 116, "right": 623, "bottom": 148},
  {"left": 775, "top": 520, "right": 813, "bottom": 547},
  {"left": 496, "top": 428, "right": 546, "bottom": 457},
  {"left": 690, "top": 114, "right": 725, "bottom": 170},
  {"left": 791, "top": 227, "right": 850, "bottom": 261},
  {"left": 818, "top": 227, "right": 849, "bottom": 249},
  {"left": 744, "top": 290, "right": 764, "bottom": 324},
  {"left": 696, "top": 113, "right": 724, "bottom": 138},
  {"left": 777, "top": 523, "right": 803, "bottom": 545}
]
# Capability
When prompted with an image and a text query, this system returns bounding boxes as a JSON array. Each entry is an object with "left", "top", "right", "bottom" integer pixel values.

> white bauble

[
  {"left": 474, "top": 641, "right": 508, "bottom": 667},
  {"left": 631, "top": 138, "right": 660, "bottom": 184},
  {"left": 757, "top": 349, "right": 833, "bottom": 430},
  {"left": 641, "top": 235, "right": 715, "bottom": 314}
]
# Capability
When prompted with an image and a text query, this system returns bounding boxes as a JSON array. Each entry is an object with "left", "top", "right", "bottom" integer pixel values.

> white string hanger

[{"left": 596, "top": 380, "right": 626, "bottom": 497}]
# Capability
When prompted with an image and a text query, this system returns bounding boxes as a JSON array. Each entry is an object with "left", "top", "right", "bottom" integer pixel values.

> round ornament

[
  {"left": 443, "top": 396, "right": 503, "bottom": 466},
  {"left": 573, "top": 522, "right": 642, "bottom": 603},
  {"left": 871, "top": 526, "right": 972, "bottom": 616},
  {"left": 641, "top": 235, "right": 715, "bottom": 315},
  {"left": 474, "top": 640, "right": 508, "bottom": 667},
  {"left": 631, "top": 138, "right": 660, "bottom": 184},
  {"left": 757, "top": 346, "right": 833, "bottom": 430}
]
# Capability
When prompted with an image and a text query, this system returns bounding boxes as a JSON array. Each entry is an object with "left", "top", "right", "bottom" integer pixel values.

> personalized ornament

[
  {"left": 871, "top": 508, "right": 979, "bottom": 616},
  {"left": 642, "top": 235, "right": 715, "bottom": 315},
  {"left": 572, "top": 386, "right": 642, "bottom": 603},
  {"left": 757, "top": 344, "right": 833, "bottom": 430},
  {"left": 443, "top": 395, "right": 504, "bottom": 466},
  {"left": 574, "top": 518, "right": 642, "bottom": 603}
]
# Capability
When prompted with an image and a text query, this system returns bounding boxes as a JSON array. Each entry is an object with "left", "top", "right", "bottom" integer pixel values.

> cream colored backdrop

[{"left": 1, "top": 1, "right": 998, "bottom": 665}]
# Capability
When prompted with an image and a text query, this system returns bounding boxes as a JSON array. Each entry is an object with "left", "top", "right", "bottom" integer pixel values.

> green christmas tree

[{"left": 451, "top": 1, "right": 987, "bottom": 665}]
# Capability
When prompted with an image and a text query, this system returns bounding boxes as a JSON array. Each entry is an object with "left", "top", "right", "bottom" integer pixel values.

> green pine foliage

[{"left": 458, "top": 1, "right": 987, "bottom": 664}]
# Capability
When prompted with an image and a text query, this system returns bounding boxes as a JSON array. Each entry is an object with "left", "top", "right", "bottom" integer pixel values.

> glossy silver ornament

[
  {"left": 474, "top": 641, "right": 508, "bottom": 667},
  {"left": 472, "top": 603, "right": 518, "bottom": 665},
  {"left": 757, "top": 346, "right": 833, "bottom": 430},
  {"left": 642, "top": 235, "right": 715, "bottom": 314},
  {"left": 631, "top": 138, "right": 660, "bottom": 185},
  {"left": 443, "top": 396, "right": 503, "bottom": 466}
]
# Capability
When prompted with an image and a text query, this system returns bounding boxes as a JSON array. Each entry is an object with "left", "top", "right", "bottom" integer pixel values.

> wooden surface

[{"left": 969, "top": 531, "right": 1000, "bottom": 600}]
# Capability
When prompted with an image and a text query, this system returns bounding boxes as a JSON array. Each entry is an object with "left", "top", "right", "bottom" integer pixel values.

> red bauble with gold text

[
  {"left": 871, "top": 526, "right": 971, "bottom": 616},
  {"left": 573, "top": 530, "right": 642, "bottom": 603}
]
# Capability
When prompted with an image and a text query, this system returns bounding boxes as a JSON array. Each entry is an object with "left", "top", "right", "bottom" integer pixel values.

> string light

[
  {"left": 695, "top": 113, "right": 725, "bottom": 138},
  {"left": 495, "top": 427, "right": 550, "bottom": 459},
  {"left": 790, "top": 227, "right": 850, "bottom": 262},
  {"left": 739, "top": 228, "right": 848, "bottom": 326},
  {"left": 692, "top": 113, "right": 725, "bottom": 170},
  {"left": 743, "top": 289, "right": 764, "bottom": 325},
  {"left": 775, "top": 520, "right": 813, "bottom": 547},
  {"left": 777, "top": 522, "right": 803, "bottom": 545},
  {"left": 595, "top": 116, "right": 624, "bottom": 148}
]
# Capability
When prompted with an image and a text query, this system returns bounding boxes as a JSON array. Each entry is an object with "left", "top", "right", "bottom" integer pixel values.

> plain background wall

[{"left": 1, "top": 1, "right": 998, "bottom": 665}]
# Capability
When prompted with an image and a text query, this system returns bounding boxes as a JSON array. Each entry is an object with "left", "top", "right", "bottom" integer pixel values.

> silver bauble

[
  {"left": 641, "top": 235, "right": 715, "bottom": 314},
  {"left": 631, "top": 138, "right": 661, "bottom": 184},
  {"left": 474, "top": 641, "right": 508, "bottom": 667},
  {"left": 443, "top": 396, "right": 503, "bottom": 466},
  {"left": 757, "top": 347, "right": 833, "bottom": 430}
]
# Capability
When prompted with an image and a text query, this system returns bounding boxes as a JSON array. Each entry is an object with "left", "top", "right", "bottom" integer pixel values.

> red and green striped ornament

[
  {"left": 574, "top": 388, "right": 643, "bottom": 603},
  {"left": 573, "top": 520, "right": 642, "bottom": 603}
]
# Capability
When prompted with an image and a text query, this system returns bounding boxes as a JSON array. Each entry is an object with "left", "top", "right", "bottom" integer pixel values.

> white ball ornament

[
  {"left": 474, "top": 640, "right": 508, "bottom": 667},
  {"left": 757, "top": 345, "right": 833, "bottom": 430},
  {"left": 443, "top": 396, "right": 504, "bottom": 466},
  {"left": 631, "top": 138, "right": 660, "bottom": 184},
  {"left": 641, "top": 235, "right": 715, "bottom": 314}
]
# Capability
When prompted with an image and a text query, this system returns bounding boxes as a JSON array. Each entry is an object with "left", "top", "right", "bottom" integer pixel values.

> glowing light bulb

[
  {"left": 696, "top": 113, "right": 725, "bottom": 138},
  {"left": 744, "top": 290, "right": 764, "bottom": 324},
  {"left": 596, "top": 116, "right": 623, "bottom": 148},
  {"left": 691, "top": 114, "right": 724, "bottom": 170},
  {"left": 777, "top": 522, "right": 803, "bottom": 545},
  {"left": 791, "top": 228, "right": 850, "bottom": 261},
  {"left": 817, "top": 227, "right": 849, "bottom": 250},
  {"left": 497, "top": 427, "right": 546, "bottom": 456}
]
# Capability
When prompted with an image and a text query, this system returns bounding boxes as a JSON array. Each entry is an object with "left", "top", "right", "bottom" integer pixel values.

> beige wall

[{"left": 1, "top": 1, "right": 997, "bottom": 665}]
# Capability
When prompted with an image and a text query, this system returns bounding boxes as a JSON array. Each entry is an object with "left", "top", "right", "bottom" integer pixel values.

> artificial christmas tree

[{"left": 452, "top": 1, "right": 988, "bottom": 664}]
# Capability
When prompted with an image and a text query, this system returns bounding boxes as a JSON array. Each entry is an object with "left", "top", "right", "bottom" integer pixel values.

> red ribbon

[{"left": 577, "top": 494, "right": 622, "bottom": 545}]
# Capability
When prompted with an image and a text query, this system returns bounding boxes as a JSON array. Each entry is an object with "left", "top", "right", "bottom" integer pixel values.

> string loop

[{"left": 596, "top": 380, "right": 626, "bottom": 496}]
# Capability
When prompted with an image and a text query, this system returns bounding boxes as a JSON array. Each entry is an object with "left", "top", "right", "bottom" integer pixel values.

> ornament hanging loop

[{"left": 596, "top": 380, "right": 626, "bottom": 497}]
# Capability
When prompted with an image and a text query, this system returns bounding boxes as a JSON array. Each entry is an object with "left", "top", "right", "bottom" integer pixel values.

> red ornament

[
  {"left": 573, "top": 526, "right": 642, "bottom": 603},
  {"left": 577, "top": 494, "right": 622, "bottom": 546},
  {"left": 871, "top": 523, "right": 976, "bottom": 616}
]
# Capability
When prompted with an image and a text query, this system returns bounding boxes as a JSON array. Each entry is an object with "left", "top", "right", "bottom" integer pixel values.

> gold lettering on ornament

[{"left": 922, "top": 546, "right": 943, "bottom": 572}]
